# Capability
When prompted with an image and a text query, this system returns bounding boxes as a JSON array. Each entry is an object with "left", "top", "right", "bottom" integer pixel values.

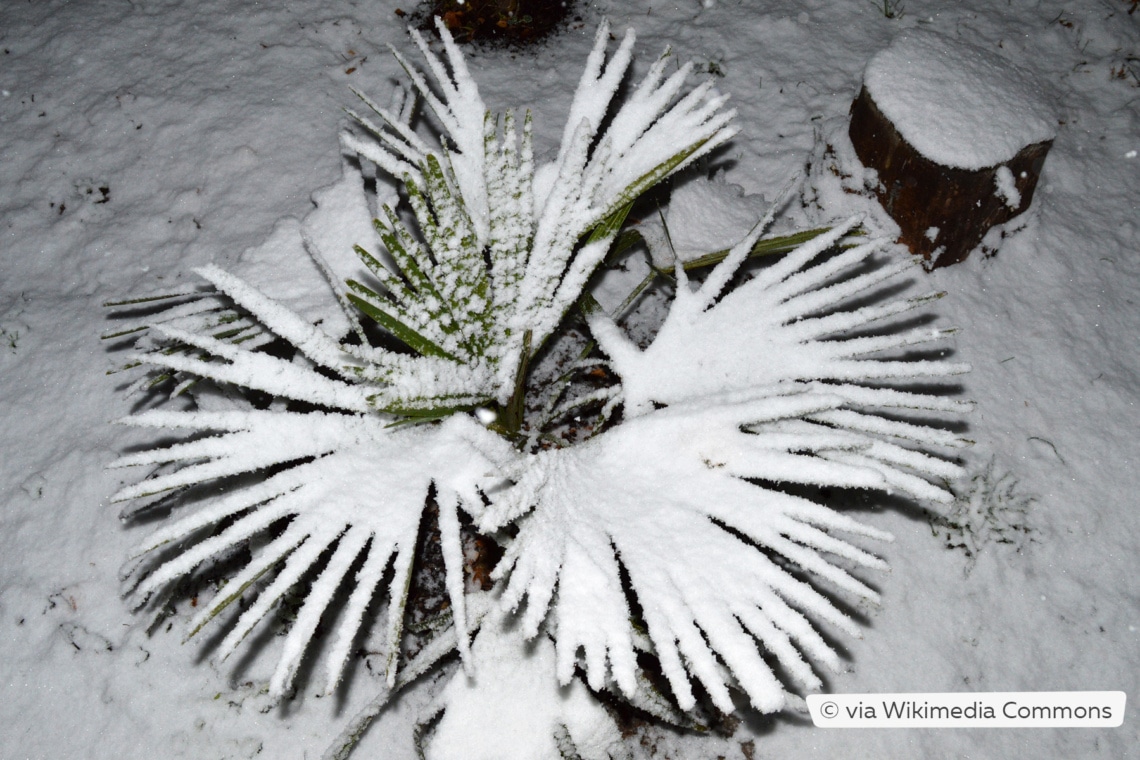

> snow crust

[{"left": 863, "top": 30, "right": 1056, "bottom": 169}]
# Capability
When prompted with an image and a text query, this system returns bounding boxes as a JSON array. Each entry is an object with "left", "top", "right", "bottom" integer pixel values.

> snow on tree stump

[{"left": 849, "top": 32, "right": 1056, "bottom": 267}]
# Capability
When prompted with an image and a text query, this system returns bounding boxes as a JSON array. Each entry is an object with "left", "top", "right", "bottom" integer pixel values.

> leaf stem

[
  {"left": 497, "top": 330, "right": 532, "bottom": 439},
  {"left": 611, "top": 226, "right": 840, "bottom": 319}
]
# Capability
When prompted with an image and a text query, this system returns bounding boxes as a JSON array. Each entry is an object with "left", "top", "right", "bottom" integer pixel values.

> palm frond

[{"left": 114, "top": 411, "right": 511, "bottom": 699}]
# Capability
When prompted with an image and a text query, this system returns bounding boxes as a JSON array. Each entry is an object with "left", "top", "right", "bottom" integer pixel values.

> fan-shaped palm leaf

[
  {"left": 475, "top": 221, "right": 970, "bottom": 714},
  {"left": 113, "top": 411, "right": 511, "bottom": 699}
]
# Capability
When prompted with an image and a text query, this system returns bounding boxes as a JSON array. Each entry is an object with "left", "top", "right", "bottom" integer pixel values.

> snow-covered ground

[{"left": 2, "top": 0, "right": 1138, "bottom": 757}]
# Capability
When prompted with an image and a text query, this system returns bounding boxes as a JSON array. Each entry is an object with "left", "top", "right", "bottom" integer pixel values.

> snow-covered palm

[
  {"left": 341, "top": 18, "right": 736, "bottom": 413},
  {"left": 477, "top": 216, "right": 970, "bottom": 715},
  {"left": 109, "top": 20, "right": 735, "bottom": 710},
  {"left": 107, "top": 18, "right": 971, "bottom": 760}
]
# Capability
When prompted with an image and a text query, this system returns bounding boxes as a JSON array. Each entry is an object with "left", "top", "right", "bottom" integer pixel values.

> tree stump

[
  {"left": 430, "top": 0, "right": 571, "bottom": 44},
  {"left": 849, "top": 32, "right": 1055, "bottom": 267}
]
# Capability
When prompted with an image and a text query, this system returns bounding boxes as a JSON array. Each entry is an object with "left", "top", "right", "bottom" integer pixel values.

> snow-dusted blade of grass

[
  {"left": 518, "top": 120, "right": 598, "bottom": 334},
  {"left": 814, "top": 327, "right": 960, "bottom": 359},
  {"left": 807, "top": 407, "right": 970, "bottom": 449},
  {"left": 102, "top": 293, "right": 227, "bottom": 340},
  {"left": 322, "top": 536, "right": 393, "bottom": 694},
  {"left": 484, "top": 110, "right": 534, "bottom": 311},
  {"left": 804, "top": 380, "right": 973, "bottom": 414},
  {"left": 785, "top": 291, "right": 947, "bottom": 342}
]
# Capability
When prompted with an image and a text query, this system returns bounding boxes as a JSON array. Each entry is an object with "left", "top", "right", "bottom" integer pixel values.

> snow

[
  {"left": 640, "top": 173, "right": 769, "bottom": 268},
  {"left": 424, "top": 610, "right": 626, "bottom": 760},
  {"left": 994, "top": 165, "right": 1023, "bottom": 209},
  {"left": 863, "top": 29, "right": 1057, "bottom": 170},
  {"left": 2, "top": 1, "right": 1139, "bottom": 759}
]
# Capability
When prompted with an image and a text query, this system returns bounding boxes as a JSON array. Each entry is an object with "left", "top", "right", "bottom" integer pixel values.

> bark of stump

[{"left": 849, "top": 86, "right": 1052, "bottom": 268}]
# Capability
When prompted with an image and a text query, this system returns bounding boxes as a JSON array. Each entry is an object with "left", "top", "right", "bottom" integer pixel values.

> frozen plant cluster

[
  {"left": 935, "top": 458, "right": 1033, "bottom": 571},
  {"left": 107, "top": 20, "right": 969, "bottom": 760}
]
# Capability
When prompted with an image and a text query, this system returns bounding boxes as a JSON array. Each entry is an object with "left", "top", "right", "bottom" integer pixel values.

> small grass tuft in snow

[{"left": 933, "top": 458, "right": 1034, "bottom": 571}]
